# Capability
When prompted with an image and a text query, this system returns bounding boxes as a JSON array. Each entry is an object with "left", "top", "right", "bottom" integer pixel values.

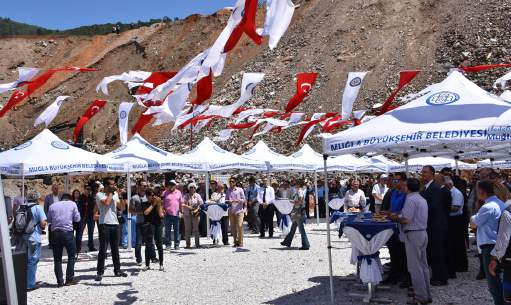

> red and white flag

[
  {"left": 96, "top": 71, "right": 151, "bottom": 95},
  {"left": 285, "top": 72, "right": 318, "bottom": 113},
  {"left": 145, "top": 83, "right": 192, "bottom": 126},
  {"left": 73, "top": 99, "right": 107, "bottom": 143},
  {"left": 34, "top": 96, "right": 71, "bottom": 127},
  {"left": 340, "top": 72, "right": 367, "bottom": 119},
  {"left": 0, "top": 67, "right": 96, "bottom": 118},
  {"left": 0, "top": 67, "right": 40, "bottom": 94},
  {"left": 378, "top": 70, "right": 420, "bottom": 115},
  {"left": 131, "top": 113, "right": 154, "bottom": 134}
]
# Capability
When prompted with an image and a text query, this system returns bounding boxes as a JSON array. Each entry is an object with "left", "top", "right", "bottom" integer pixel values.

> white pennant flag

[
  {"left": 202, "top": 73, "right": 265, "bottom": 118},
  {"left": 0, "top": 67, "right": 40, "bottom": 94},
  {"left": 494, "top": 71, "right": 511, "bottom": 89},
  {"left": 259, "top": 0, "right": 295, "bottom": 49},
  {"left": 34, "top": 96, "right": 71, "bottom": 127},
  {"left": 501, "top": 90, "right": 511, "bottom": 103},
  {"left": 341, "top": 71, "right": 368, "bottom": 119},
  {"left": 215, "top": 129, "right": 234, "bottom": 142},
  {"left": 146, "top": 83, "right": 193, "bottom": 126},
  {"left": 96, "top": 71, "right": 151, "bottom": 95},
  {"left": 118, "top": 102, "right": 134, "bottom": 145}
]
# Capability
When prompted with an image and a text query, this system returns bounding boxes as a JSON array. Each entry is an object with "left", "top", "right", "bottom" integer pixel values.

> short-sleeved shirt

[
  {"left": 47, "top": 200, "right": 81, "bottom": 232},
  {"left": 390, "top": 190, "right": 407, "bottom": 213},
  {"left": 401, "top": 192, "right": 428, "bottom": 232},
  {"left": 162, "top": 189, "right": 183, "bottom": 217},
  {"left": 20, "top": 203, "right": 46, "bottom": 243},
  {"left": 343, "top": 189, "right": 366, "bottom": 210},
  {"left": 96, "top": 192, "right": 120, "bottom": 225},
  {"left": 472, "top": 195, "right": 506, "bottom": 247},
  {"left": 245, "top": 185, "right": 260, "bottom": 203},
  {"left": 131, "top": 193, "right": 148, "bottom": 224},
  {"left": 182, "top": 193, "right": 203, "bottom": 216},
  {"left": 226, "top": 187, "right": 246, "bottom": 215},
  {"left": 449, "top": 186, "right": 465, "bottom": 216},
  {"left": 372, "top": 183, "right": 388, "bottom": 205}
]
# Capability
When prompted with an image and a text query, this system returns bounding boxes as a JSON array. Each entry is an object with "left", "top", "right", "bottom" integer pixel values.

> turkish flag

[
  {"left": 191, "top": 71, "right": 213, "bottom": 105},
  {"left": 223, "top": 0, "right": 263, "bottom": 53},
  {"left": 0, "top": 67, "right": 96, "bottom": 118},
  {"left": 136, "top": 71, "right": 177, "bottom": 95},
  {"left": 227, "top": 121, "right": 258, "bottom": 129},
  {"left": 379, "top": 70, "right": 420, "bottom": 115},
  {"left": 73, "top": 100, "right": 107, "bottom": 142},
  {"left": 296, "top": 113, "right": 336, "bottom": 145},
  {"left": 285, "top": 73, "right": 318, "bottom": 113},
  {"left": 131, "top": 113, "right": 155, "bottom": 134},
  {"left": 460, "top": 63, "right": 511, "bottom": 73}
]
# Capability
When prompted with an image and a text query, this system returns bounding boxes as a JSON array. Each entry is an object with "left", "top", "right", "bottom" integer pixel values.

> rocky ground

[{"left": 26, "top": 222, "right": 491, "bottom": 305}]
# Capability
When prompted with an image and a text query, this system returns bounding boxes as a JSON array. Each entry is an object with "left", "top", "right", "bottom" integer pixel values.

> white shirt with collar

[
  {"left": 424, "top": 180, "right": 433, "bottom": 190},
  {"left": 257, "top": 185, "right": 275, "bottom": 204}
]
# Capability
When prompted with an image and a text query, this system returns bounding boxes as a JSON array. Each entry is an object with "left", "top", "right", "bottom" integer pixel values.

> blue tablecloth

[{"left": 331, "top": 212, "right": 398, "bottom": 240}]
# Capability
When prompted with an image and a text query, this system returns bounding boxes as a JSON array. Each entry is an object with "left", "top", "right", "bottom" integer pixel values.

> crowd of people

[{"left": 4, "top": 166, "right": 511, "bottom": 305}]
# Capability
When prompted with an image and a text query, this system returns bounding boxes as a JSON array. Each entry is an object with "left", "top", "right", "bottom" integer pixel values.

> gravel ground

[{"left": 27, "top": 222, "right": 492, "bottom": 305}]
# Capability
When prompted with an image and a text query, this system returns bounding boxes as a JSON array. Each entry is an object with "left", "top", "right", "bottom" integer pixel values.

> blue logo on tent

[
  {"left": 144, "top": 143, "right": 167, "bottom": 156},
  {"left": 14, "top": 141, "right": 32, "bottom": 150},
  {"left": 51, "top": 141, "right": 69, "bottom": 150},
  {"left": 349, "top": 77, "right": 362, "bottom": 87},
  {"left": 426, "top": 91, "right": 460, "bottom": 106},
  {"left": 120, "top": 110, "right": 127, "bottom": 119},
  {"left": 112, "top": 145, "right": 127, "bottom": 153}
]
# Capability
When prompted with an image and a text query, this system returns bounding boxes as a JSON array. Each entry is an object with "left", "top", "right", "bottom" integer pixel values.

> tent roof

[
  {"left": 0, "top": 129, "right": 124, "bottom": 176},
  {"left": 184, "top": 137, "right": 267, "bottom": 172},
  {"left": 242, "top": 141, "right": 307, "bottom": 171},
  {"left": 323, "top": 71, "right": 511, "bottom": 157},
  {"left": 104, "top": 134, "right": 205, "bottom": 172},
  {"left": 390, "top": 156, "right": 476, "bottom": 172}
]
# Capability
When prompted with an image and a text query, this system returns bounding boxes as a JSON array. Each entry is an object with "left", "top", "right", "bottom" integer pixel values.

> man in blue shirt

[
  {"left": 471, "top": 180, "right": 508, "bottom": 305},
  {"left": 245, "top": 176, "right": 260, "bottom": 234},
  {"left": 14, "top": 190, "right": 47, "bottom": 291}
]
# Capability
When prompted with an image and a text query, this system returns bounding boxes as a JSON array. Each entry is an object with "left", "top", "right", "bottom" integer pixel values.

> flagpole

[
  {"left": 127, "top": 168, "right": 132, "bottom": 251},
  {"left": 323, "top": 154, "right": 334, "bottom": 304},
  {"left": 0, "top": 174, "right": 18, "bottom": 305},
  {"left": 314, "top": 171, "right": 320, "bottom": 225}
]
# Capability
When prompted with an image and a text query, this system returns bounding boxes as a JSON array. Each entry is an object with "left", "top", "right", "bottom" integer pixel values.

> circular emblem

[
  {"left": 120, "top": 110, "right": 127, "bottom": 119},
  {"left": 14, "top": 141, "right": 32, "bottom": 151},
  {"left": 112, "top": 145, "right": 127, "bottom": 154},
  {"left": 245, "top": 83, "right": 256, "bottom": 96},
  {"left": 349, "top": 77, "right": 362, "bottom": 87},
  {"left": 51, "top": 141, "right": 69, "bottom": 150},
  {"left": 426, "top": 91, "right": 460, "bottom": 106}
]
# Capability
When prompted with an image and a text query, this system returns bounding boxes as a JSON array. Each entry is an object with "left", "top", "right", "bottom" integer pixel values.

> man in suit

[
  {"left": 44, "top": 183, "right": 61, "bottom": 249},
  {"left": 420, "top": 165, "right": 450, "bottom": 286}
]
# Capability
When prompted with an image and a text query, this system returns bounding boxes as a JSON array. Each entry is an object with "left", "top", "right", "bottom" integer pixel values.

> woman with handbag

[
  {"left": 142, "top": 188, "right": 165, "bottom": 271},
  {"left": 182, "top": 183, "right": 203, "bottom": 248},
  {"left": 281, "top": 181, "right": 310, "bottom": 250}
]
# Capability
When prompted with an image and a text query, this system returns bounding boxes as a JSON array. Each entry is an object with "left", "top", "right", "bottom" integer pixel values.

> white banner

[
  {"left": 341, "top": 71, "right": 368, "bottom": 119},
  {"left": 34, "top": 96, "right": 71, "bottom": 127},
  {"left": 260, "top": 0, "right": 295, "bottom": 49},
  {"left": 118, "top": 102, "right": 134, "bottom": 145}
]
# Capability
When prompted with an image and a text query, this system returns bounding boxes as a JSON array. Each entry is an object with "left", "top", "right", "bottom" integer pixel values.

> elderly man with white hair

[
  {"left": 182, "top": 182, "right": 203, "bottom": 248},
  {"left": 13, "top": 189, "right": 47, "bottom": 291},
  {"left": 445, "top": 175, "right": 469, "bottom": 279}
]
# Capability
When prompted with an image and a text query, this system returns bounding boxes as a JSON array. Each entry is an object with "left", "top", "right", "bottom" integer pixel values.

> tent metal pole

[
  {"left": 454, "top": 156, "right": 460, "bottom": 176},
  {"left": 0, "top": 175, "right": 19, "bottom": 305},
  {"left": 205, "top": 172, "right": 210, "bottom": 236},
  {"left": 323, "top": 154, "right": 334, "bottom": 304},
  {"left": 127, "top": 169, "right": 132, "bottom": 251},
  {"left": 404, "top": 154, "right": 409, "bottom": 174},
  {"left": 490, "top": 158, "right": 495, "bottom": 169},
  {"left": 21, "top": 164, "right": 25, "bottom": 204},
  {"left": 64, "top": 174, "right": 69, "bottom": 193},
  {"left": 314, "top": 171, "right": 320, "bottom": 225}
]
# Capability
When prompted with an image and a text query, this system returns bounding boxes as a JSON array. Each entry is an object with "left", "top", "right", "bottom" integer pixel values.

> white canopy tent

[
  {"left": 390, "top": 156, "right": 476, "bottom": 172},
  {"left": 104, "top": 133, "right": 205, "bottom": 173},
  {"left": 0, "top": 129, "right": 125, "bottom": 176},
  {"left": 478, "top": 159, "right": 511, "bottom": 169},
  {"left": 361, "top": 155, "right": 401, "bottom": 173},
  {"left": 241, "top": 141, "right": 304, "bottom": 171}
]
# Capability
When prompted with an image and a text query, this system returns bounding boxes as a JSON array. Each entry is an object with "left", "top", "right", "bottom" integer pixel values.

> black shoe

[
  {"left": 476, "top": 271, "right": 486, "bottom": 280},
  {"left": 430, "top": 280, "right": 447, "bottom": 286},
  {"left": 65, "top": 279, "right": 78, "bottom": 286},
  {"left": 114, "top": 271, "right": 128, "bottom": 277},
  {"left": 94, "top": 274, "right": 103, "bottom": 282},
  {"left": 57, "top": 282, "right": 65, "bottom": 288},
  {"left": 223, "top": 242, "right": 230, "bottom": 246},
  {"left": 280, "top": 241, "right": 290, "bottom": 247},
  {"left": 259, "top": 235, "right": 265, "bottom": 238},
  {"left": 88, "top": 247, "right": 98, "bottom": 252}
]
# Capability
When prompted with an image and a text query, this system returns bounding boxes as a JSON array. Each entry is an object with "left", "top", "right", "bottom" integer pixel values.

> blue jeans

[
  {"left": 282, "top": 216, "right": 310, "bottom": 248},
  {"left": 482, "top": 245, "right": 504, "bottom": 305},
  {"left": 164, "top": 215, "right": 180, "bottom": 247},
  {"left": 16, "top": 237, "right": 41, "bottom": 289},
  {"left": 121, "top": 214, "right": 137, "bottom": 247}
]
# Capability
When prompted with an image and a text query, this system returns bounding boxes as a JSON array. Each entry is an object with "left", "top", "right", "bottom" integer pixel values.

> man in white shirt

[
  {"left": 257, "top": 177, "right": 276, "bottom": 238},
  {"left": 445, "top": 176, "right": 468, "bottom": 279},
  {"left": 372, "top": 174, "right": 389, "bottom": 213},
  {"left": 344, "top": 179, "right": 367, "bottom": 211}
]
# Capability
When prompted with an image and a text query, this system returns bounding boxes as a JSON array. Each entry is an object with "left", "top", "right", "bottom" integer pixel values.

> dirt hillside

[{"left": 0, "top": 0, "right": 510, "bottom": 154}]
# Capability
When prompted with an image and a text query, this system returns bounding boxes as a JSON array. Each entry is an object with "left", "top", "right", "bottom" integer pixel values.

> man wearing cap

[
  {"left": 226, "top": 177, "right": 247, "bottom": 247},
  {"left": 14, "top": 190, "right": 47, "bottom": 291},
  {"left": 445, "top": 176, "right": 468, "bottom": 278},
  {"left": 162, "top": 179, "right": 183, "bottom": 250},
  {"left": 372, "top": 174, "right": 389, "bottom": 213}
]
